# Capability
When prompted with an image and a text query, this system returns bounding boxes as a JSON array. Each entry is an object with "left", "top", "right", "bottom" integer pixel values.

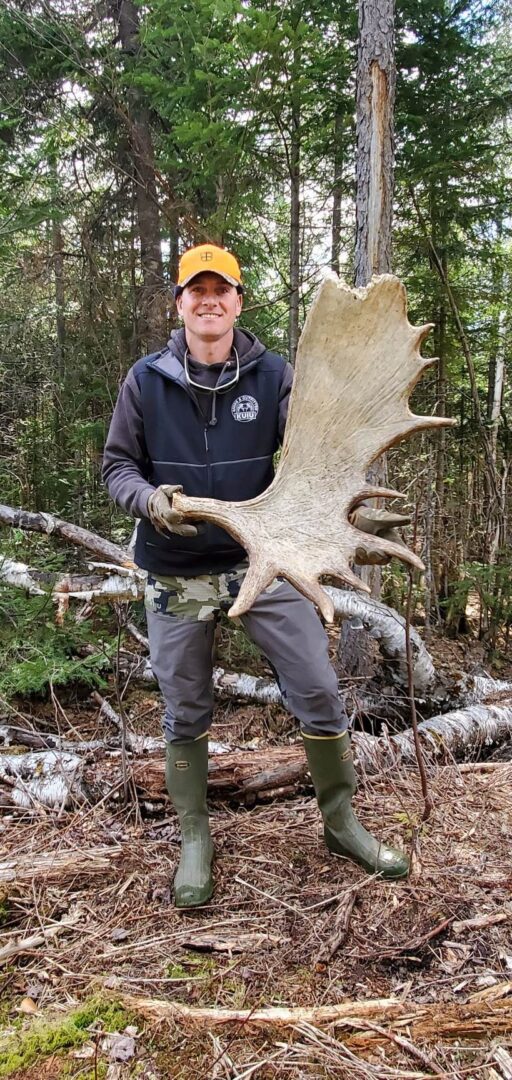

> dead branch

[
  {"left": 348, "top": 1019, "right": 447, "bottom": 1076},
  {"left": 0, "top": 847, "right": 126, "bottom": 886},
  {"left": 0, "top": 505, "right": 133, "bottom": 567},
  {"left": 315, "top": 887, "right": 360, "bottom": 965},
  {"left": 115, "top": 990, "right": 512, "bottom": 1037},
  {"left": 0, "top": 911, "right": 81, "bottom": 966}
]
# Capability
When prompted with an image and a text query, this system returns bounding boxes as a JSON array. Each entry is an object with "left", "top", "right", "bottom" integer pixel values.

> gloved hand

[
  {"left": 147, "top": 484, "right": 198, "bottom": 537},
  {"left": 349, "top": 507, "right": 412, "bottom": 566}
]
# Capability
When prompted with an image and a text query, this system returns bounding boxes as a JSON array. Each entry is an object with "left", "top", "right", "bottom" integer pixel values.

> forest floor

[{"left": 1, "top": 629, "right": 512, "bottom": 1080}]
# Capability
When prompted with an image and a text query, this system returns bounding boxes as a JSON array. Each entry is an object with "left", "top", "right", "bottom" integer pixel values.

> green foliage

[
  {"left": 0, "top": 995, "right": 136, "bottom": 1077},
  {"left": 0, "top": 0, "right": 510, "bottom": 649},
  {"left": 0, "top": 586, "right": 114, "bottom": 700},
  {"left": 217, "top": 619, "right": 263, "bottom": 673},
  {"left": 443, "top": 557, "right": 512, "bottom": 647}
]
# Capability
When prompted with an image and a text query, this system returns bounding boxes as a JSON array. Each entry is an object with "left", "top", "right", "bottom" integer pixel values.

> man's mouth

[{"left": 199, "top": 313, "right": 222, "bottom": 319}]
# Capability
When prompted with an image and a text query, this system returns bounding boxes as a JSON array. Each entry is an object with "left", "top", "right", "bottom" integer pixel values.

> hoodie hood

[
  {"left": 146, "top": 327, "right": 267, "bottom": 391},
  {"left": 166, "top": 326, "right": 266, "bottom": 374}
]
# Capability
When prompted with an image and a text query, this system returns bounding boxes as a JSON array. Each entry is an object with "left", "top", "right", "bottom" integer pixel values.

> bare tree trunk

[
  {"left": 487, "top": 275, "right": 507, "bottom": 564},
  {"left": 331, "top": 109, "right": 344, "bottom": 274},
  {"left": 433, "top": 256, "right": 447, "bottom": 607},
  {"left": 289, "top": 102, "right": 301, "bottom": 364},
  {"left": 341, "top": 0, "right": 396, "bottom": 670},
  {"left": 50, "top": 159, "right": 66, "bottom": 458},
  {"left": 354, "top": 0, "right": 395, "bottom": 286},
  {"left": 114, "top": 0, "right": 167, "bottom": 353}
]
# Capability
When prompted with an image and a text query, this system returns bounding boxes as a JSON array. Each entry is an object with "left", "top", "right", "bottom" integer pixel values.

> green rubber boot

[
  {"left": 302, "top": 731, "right": 409, "bottom": 880},
  {"left": 165, "top": 736, "right": 214, "bottom": 908}
]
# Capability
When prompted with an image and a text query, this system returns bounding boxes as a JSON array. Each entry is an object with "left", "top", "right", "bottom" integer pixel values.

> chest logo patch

[{"left": 231, "top": 395, "right": 259, "bottom": 423}]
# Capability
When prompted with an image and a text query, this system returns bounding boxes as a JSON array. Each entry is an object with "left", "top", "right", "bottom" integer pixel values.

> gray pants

[{"left": 145, "top": 566, "right": 347, "bottom": 742}]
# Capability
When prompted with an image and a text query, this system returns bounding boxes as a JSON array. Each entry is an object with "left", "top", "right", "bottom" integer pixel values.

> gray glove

[
  {"left": 349, "top": 507, "right": 412, "bottom": 566},
  {"left": 147, "top": 484, "right": 198, "bottom": 537}
]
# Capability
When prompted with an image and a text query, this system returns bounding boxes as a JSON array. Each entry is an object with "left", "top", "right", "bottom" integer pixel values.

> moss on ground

[
  {"left": 0, "top": 995, "right": 136, "bottom": 1078},
  {"left": 0, "top": 889, "right": 10, "bottom": 927}
]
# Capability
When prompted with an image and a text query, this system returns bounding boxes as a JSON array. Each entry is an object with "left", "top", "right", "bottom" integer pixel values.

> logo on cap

[
  {"left": 232, "top": 395, "right": 259, "bottom": 423},
  {"left": 201, "top": 251, "right": 213, "bottom": 262}
]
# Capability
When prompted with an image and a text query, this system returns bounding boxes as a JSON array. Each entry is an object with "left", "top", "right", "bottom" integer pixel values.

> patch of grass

[
  {"left": 60, "top": 1065, "right": 108, "bottom": 1079},
  {"left": 166, "top": 952, "right": 216, "bottom": 980},
  {"left": 0, "top": 995, "right": 136, "bottom": 1078}
]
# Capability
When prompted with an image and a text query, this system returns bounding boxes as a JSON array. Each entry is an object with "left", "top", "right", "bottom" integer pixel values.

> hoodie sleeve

[
  {"left": 102, "top": 368, "right": 156, "bottom": 519},
  {"left": 278, "top": 361, "right": 294, "bottom": 443}
]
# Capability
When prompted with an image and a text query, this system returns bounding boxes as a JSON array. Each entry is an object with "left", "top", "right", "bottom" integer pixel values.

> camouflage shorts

[{"left": 144, "top": 564, "right": 281, "bottom": 622}]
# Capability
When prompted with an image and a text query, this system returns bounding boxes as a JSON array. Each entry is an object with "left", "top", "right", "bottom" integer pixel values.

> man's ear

[
  {"left": 236, "top": 292, "right": 243, "bottom": 317},
  {"left": 176, "top": 294, "right": 183, "bottom": 317}
]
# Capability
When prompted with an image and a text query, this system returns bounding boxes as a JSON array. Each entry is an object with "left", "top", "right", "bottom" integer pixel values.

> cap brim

[{"left": 180, "top": 270, "right": 240, "bottom": 288}]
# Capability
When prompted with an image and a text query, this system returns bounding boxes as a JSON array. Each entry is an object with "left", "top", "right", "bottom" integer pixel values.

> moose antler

[{"left": 174, "top": 274, "right": 455, "bottom": 622}]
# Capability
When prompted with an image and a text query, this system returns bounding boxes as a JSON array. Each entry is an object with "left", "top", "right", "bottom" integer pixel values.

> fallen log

[
  {"left": 326, "top": 588, "right": 436, "bottom": 693},
  {"left": 2, "top": 704, "right": 510, "bottom": 810},
  {"left": 0, "top": 846, "right": 126, "bottom": 886},
  {"left": 116, "top": 988, "right": 512, "bottom": 1037},
  {"left": 0, "top": 505, "right": 132, "bottom": 567},
  {"left": 0, "top": 556, "right": 144, "bottom": 604},
  {"left": 121, "top": 657, "right": 388, "bottom": 717},
  {"left": 120, "top": 712, "right": 512, "bottom": 801},
  {"left": 0, "top": 504, "right": 438, "bottom": 694},
  {"left": 0, "top": 749, "right": 85, "bottom": 809},
  {"left": 112, "top": 588, "right": 440, "bottom": 696}
]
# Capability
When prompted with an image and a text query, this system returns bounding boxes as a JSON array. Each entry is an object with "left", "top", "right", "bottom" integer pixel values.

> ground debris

[{"left": 2, "top": 724, "right": 512, "bottom": 1078}]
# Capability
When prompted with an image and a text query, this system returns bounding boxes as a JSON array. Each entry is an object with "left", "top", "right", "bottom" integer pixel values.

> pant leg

[
  {"left": 239, "top": 580, "right": 347, "bottom": 736},
  {"left": 145, "top": 574, "right": 218, "bottom": 743}
]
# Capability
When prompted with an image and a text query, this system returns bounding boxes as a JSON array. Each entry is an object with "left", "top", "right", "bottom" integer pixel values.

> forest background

[{"left": 0, "top": 0, "right": 511, "bottom": 700}]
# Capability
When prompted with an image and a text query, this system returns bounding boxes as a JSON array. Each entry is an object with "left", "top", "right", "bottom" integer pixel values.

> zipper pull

[{"left": 204, "top": 427, "right": 209, "bottom": 451}]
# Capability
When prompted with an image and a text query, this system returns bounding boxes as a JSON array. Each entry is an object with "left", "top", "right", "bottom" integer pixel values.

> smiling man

[{"left": 103, "top": 243, "right": 410, "bottom": 908}]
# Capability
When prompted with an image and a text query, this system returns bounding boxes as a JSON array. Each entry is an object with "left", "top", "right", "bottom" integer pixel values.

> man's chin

[{"left": 195, "top": 325, "right": 232, "bottom": 341}]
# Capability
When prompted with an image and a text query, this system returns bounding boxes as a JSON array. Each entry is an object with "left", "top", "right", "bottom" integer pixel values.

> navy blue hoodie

[{"left": 102, "top": 328, "right": 293, "bottom": 576}]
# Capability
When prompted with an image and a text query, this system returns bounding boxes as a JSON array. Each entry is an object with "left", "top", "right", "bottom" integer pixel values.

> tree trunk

[
  {"left": 343, "top": 0, "right": 396, "bottom": 670},
  {"left": 354, "top": 0, "right": 395, "bottom": 286},
  {"left": 486, "top": 272, "right": 507, "bottom": 564},
  {"left": 433, "top": 259, "right": 447, "bottom": 614},
  {"left": 331, "top": 109, "right": 344, "bottom": 274},
  {"left": 289, "top": 101, "right": 301, "bottom": 363},
  {"left": 114, "top": 0, "right": 167, "bottom": 353},
  {"left": 50, "top": 159, "right": 66, "bottom": 462}
]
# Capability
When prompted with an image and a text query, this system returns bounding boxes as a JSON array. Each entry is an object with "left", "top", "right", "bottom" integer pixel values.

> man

[{"left": 103, "top": 243, "right": 410, "bottom": 908}]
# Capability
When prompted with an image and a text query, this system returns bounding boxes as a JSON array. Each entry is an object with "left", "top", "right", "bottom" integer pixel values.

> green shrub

[{"left": 0, "top": 586, "right": 115, "bottom": 700}]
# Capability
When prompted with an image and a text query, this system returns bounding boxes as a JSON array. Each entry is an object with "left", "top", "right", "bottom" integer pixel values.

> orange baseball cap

[{"left": 176, "top": 244, "right": 242, "bottom": 290}]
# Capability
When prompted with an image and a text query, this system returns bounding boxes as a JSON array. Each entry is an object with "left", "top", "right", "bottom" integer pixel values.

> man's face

[{"left": 176, "top": 272, "right": 242, "bottom": 341}]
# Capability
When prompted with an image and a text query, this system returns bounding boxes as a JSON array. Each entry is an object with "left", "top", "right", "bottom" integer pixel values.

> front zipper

[{"left": 204, "top": 425, "right": 214, "bottom": 547}]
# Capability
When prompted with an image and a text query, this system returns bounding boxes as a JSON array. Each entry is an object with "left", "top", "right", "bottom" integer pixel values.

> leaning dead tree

[{"left": 173, "top": 275, "right": 454, "bottom": 620}]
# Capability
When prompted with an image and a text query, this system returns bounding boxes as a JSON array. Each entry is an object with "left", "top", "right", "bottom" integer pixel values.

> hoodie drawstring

[{"left": 183, "top": 348, "right": 240, "bottom": 428}]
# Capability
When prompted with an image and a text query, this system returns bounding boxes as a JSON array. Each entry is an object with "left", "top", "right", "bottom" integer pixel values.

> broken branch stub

[{"left": 174, "top": 274, "right": 454, "bottom": 621}]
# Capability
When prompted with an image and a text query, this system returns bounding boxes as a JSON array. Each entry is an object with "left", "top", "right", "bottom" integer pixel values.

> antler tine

[
  {"left": 227, "top": 559, "right": 279, "bottom": 619},
  {"left": 347, "top": 533, "right": 425, "bottom": 572}
]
